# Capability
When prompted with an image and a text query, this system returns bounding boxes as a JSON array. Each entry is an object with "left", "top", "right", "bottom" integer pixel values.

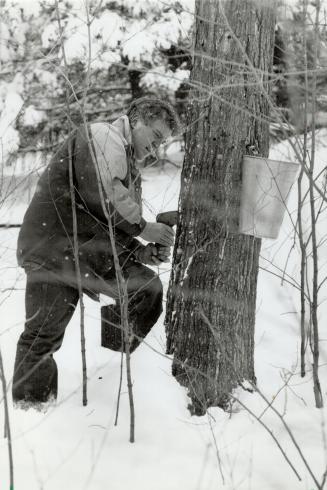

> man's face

[{"left": 131, "top": 117, "right": 172, "bottom": 162}]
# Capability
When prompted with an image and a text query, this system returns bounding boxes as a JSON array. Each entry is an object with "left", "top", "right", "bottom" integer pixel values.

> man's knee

[
  {"left": 129, "top": 269, "right": 162, "bottom": 308},
  {"left": 126, "top": 263, "right": 163, "bottom": 316},
  {"left": 141, "top": 271, "right": 163, "bottom": 309},
  {"left": 145, "top": 274, "right": 163, "bottom": 322},
  {"left": 149, "top": 273, "right": 163, "bottom": 299}
]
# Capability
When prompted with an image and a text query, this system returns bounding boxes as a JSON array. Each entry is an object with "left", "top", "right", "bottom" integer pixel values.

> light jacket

[{"left": 17, "top": 116, "right": 146, "bottom": 279}]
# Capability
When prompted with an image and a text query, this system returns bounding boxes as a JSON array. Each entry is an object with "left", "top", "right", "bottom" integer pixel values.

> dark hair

[{"left": 127, "top": 96, "right": 181, "bottom": 136}]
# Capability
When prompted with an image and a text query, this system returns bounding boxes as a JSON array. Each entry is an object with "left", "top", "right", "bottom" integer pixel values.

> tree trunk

[
  {"left": 128, "top": 69, "right": 143, "bottom": 99},
  {"left": 165, "top": 0, "right": 276, "bottom": 415}
]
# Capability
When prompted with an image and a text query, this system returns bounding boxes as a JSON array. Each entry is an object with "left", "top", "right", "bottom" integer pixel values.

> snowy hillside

[{"left": 1, "top": 133, "right": 327, "bottom": 490}]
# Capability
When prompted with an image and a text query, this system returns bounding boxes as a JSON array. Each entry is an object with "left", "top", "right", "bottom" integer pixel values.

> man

[{"left": 13, "top": 96, "right": 180, "bottom": 406}]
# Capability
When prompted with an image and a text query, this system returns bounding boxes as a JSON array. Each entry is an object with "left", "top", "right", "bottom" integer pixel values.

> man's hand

[
  {"left": 156, "top": 245, "right": 171, "bottom": 263},
  {"left": 140, "top": 222, "right": 175, "bottom": 246},
  {"left": 134, "top": 243, "right": 171, "bottom": 265}
]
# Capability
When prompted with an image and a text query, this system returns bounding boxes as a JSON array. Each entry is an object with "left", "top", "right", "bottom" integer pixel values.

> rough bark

[
  {"left": 165, "top": 0, "right": 276, "bottom": 415},
  {"left": 128, "top": 69, "right": 143, "bottom": 99}
]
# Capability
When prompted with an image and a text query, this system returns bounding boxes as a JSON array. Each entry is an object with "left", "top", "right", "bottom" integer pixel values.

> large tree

[{"left": 165, "top": 0, "right": 277, "bottom": 415}]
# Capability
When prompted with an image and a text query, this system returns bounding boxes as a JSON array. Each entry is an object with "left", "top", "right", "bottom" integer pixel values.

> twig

[
  {"left": 255, "top": 382, "right": 323, "bottom": 489},
  {"left": 55, "top": 0, "right": 88, "bottom": 406},
  {"left": 200, "top": 306, "right": 327, "bottom": 489},
  {"left": 217, "top": 0, "right": 327, "bottom": 206},
  {"left": 0, "top": 224, "right": 21, "bottom": 228},
  {"left": 0, "top": 345, "right": 14, "bottom": 490},
  {"left": 309, "top": 0, "right": 323, "bottom": 409},
  {"left": 114, "top": 351, "right": 124, "bottom": 426},
  {"left": 121, "top": 283, "right": 135, "bottom": 443},
  {"left": 230, "top": 393, "right": 302, "bottom": 482},
  {"left": 207, "top": 412, "right": 225, "bottom": 484},
  {"left": 199, "top": 308, "right": 302, "bottom": 482},
  {"left": 83, "top": 0, "right": 135, "bottom": 443},
  {"left": 298, "top": 0, "right": 309, "bottom": 378}
]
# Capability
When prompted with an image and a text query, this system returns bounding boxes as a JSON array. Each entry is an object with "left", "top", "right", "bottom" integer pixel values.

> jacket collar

[{"left": 111, "top": 115, "right": 132, "bottom": 147}]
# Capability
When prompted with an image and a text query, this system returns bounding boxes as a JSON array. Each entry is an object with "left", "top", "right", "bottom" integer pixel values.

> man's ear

[
  {"left": 130, "top": 116, "right": 145, "bottom": 130},
  {"left": 129, "top": 117, "right": 136, "bottom": 130}
]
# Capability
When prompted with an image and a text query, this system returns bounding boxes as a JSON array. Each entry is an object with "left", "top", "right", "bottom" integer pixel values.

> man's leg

[
  {"left": 12, "top": 271, "right": 79, "bottom": 404},
  {"left": 94, "top": 259, "right": 163, "bottom": 352},
  {"left": 125, "top": 261, "right": 163, "bottom": 346}
]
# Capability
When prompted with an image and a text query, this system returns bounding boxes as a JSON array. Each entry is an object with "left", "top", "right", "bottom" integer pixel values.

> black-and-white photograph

[{"left": 1, "top": 0, "right": 327, "bottom": 488}]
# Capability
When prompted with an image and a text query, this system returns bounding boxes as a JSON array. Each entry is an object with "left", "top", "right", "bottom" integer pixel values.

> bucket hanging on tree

[{"left": 239, "top": 155, "right": 300, "bottom": 239}]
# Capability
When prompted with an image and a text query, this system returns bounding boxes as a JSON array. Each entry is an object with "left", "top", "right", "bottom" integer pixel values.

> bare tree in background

[{"left": 165, "top": 0, "right": 277, "bottom": 415}]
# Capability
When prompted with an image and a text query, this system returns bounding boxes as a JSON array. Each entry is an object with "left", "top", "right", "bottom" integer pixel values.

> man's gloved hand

[
  {"left": 139, "top": 222, "right": 175, "bottom": 246},
  {"left": 134, "top": 243, "right": 171, "bottom": 265},
  {"left": 156, "top": 245, "right": 171, "bottom": 263}
]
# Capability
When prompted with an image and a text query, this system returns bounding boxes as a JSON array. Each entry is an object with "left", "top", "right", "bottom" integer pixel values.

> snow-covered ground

[{"left": 1, "top": 139, "right": 327, "bottom": 490}]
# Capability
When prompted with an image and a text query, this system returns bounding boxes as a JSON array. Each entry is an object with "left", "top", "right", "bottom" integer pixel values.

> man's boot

[
  {"left": 101, "top": 304, "right": 124, "bottom": 351},
  {"left": 101, "top": 305, "right": 141, "bottom": 353},
  {"left": 101, "top": 304, "right": 148, "bottom": 353}
]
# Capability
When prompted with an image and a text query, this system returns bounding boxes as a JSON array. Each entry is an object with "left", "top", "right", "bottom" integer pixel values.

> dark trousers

[{"left": 12, "top": 260, "right": 163, "bottom": 403}]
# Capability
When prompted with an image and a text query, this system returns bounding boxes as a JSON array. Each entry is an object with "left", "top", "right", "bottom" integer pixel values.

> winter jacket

[{"left": 17, "top": 116, "right": 146, "bottom": 279}]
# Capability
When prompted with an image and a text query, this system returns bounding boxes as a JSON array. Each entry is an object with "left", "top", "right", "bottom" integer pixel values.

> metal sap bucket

[{"left": 239, "top": 155, "right": 300, "bottom": 239}]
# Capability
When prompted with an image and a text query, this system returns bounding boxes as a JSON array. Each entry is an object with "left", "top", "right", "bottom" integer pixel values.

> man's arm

[
  {"left": 73, "top": 123, "right": 174, "bottom": 246},
  {"left": 91, "top": 122, "right": 146, "bottom": 236},
  {"left": 72, "top": 123, "right": 144, "bottom": 236}
]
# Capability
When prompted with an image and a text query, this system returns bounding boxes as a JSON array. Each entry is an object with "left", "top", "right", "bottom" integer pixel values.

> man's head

[{"left": 127, "top": 97, "right": 180, "bottom": 161}]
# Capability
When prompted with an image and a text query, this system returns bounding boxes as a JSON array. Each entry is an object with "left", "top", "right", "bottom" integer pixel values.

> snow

[
  {"left": 39, "top": 2, "right": 189, "bottom": 68},
  {"left": 121, "top": 10, "right": 186, "bottom": 65},
  {"left": 122, "top": 21, "right": 156, "bottom": 65},
  {"left": 0, "top": 21, "right": 12, "bottom": 63},
  {"left": 0, "top": 75, "right": 25, "bottom": 162},
  {"left": 1, "top": 134, "right": 327, "bottom": 489},
  {"left": 181, "top": 254, "right": 194, "bottom": 283},
  {"left": 22, "top": 105, "right": 47, "bottom": 127},
  {"left": 119, "top": 0, "right": 164, "bottom": 17},
  {"left": 264, "top": 130, "right": 327, "bottom": 325},
  {"left": 142, "top": 67, "right": 190, "bottom": 93},
  {"left": 41, "top": 23, "right": 59, "bottom": 50},
  {"left": 91, "top": 50, "right": 121, "bottom": 71},
  {"left": 12, "top": 0, "right": 42, "bottom": 18},
  {"left": 63, "top": 32, "right": 88, "bottom": 63},
  {"left": 33, "top": 69, "right": 58, "bottom": 89},
  {"left": 92, "top": 12, "right": 124, "bottom": 49},
  {"left": 149, "top": 11, "right": 183, "bottom": 49},
  {"left": 1, "top": 0, "right": 327, "bottom": 473}
]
